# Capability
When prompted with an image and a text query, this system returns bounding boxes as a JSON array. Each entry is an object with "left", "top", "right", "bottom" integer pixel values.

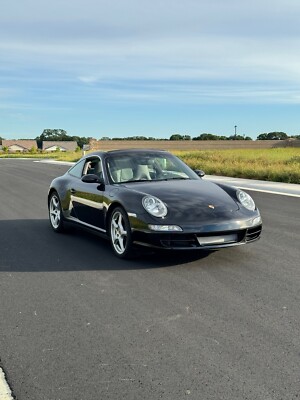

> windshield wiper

[
  {"left": 162, "top": 177, "right": 190, "bottom": 181},
  {"left": 118, "top": 177, "right": 190, "bottom": 183},
  {"left": 120, "top": 179, "right": 152, "bottom": 183}
]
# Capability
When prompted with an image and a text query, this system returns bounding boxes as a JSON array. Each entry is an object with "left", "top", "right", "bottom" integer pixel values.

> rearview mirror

[
  {"left": 194, "top": 169, "right": 205, "bottom": 178},
  {"left": 81, "top": 174, "right": 103, "bottom": 184}
]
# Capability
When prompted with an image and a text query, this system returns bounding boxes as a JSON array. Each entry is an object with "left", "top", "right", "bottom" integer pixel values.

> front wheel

[
  {"left": 109, "top": 207, "right": 133, "bottom": 259},
  {"left": 49, "top": 191, "right": 65, "bottom": 233}
]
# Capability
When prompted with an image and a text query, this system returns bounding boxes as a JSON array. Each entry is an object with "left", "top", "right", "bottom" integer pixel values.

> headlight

[
  {"left": 142, "top": 195, "right": 167, "bottom": 218},
  {"left": 237, "top": 190, "right": 255, "bottom": 211}
]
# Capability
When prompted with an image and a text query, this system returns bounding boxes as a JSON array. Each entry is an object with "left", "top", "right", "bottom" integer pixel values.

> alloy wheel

[
  {"left": 49, "top": 193, "right": 64, "bottom": 232},
  {"left": 110, "top": 207, "right": 134, "bottom": 258}
]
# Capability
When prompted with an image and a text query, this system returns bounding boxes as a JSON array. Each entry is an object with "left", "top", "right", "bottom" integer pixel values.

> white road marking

[
  {"left": 0, "top": 367, "right": 13, "bottom": 400},
  {"left": 204, "top": 175, "right": 300, "bottom": 198},
  {"left": 33, "top": 160, "right": 74, "bottom": 166},
  {"left": 235, "top": 186, "right": 300, "bottom": 198}
]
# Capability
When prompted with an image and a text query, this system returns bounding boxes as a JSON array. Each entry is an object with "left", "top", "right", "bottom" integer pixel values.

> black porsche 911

[{"left": 48, "top": 149, "right": 262, "bottom": 258}]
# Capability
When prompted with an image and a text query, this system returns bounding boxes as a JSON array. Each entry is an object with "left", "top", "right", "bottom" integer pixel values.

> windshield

[{"left": 106, "top": 152, "right": 200, "bottom": 184}]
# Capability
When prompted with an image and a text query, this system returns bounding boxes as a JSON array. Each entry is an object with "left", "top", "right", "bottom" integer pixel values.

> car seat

[{"left": 133, "top": 165, "right": 151, "bottom": 180}]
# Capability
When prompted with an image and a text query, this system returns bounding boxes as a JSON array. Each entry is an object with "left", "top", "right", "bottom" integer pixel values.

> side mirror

[
  {"left": 81, "top": 174, "right": 103, "bottom": 184},
  {"left": 194, "top": 169, "right": 205, "bottom": 178}
]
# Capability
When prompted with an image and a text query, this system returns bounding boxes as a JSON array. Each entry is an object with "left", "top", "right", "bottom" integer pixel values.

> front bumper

[{"left": 132, "top": 224, "right": 262, "bottom": 250}]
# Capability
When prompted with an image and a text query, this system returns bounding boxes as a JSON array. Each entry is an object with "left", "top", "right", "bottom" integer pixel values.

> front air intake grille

[
  {"left": 160, "top": 237, "right": 198, "bottom": 248},
  {"left": 246, "top": 225, "right": 262, "bottom": 242}
]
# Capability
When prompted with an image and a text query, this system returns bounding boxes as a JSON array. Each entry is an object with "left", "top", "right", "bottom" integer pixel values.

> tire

[
  {"left": 109, "top": 207, "right": 133, "bottom": 259},
  {"left": 49, "top": 191, "right": 65, "bottom": 233}
]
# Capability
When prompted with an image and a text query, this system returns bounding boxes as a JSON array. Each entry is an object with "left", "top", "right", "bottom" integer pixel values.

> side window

[
  {"left": 68, "top": 159, "right": 85, "bottom": 178},
  {"left": 83, "top": 158, "right": 103, "bottom": 178}
]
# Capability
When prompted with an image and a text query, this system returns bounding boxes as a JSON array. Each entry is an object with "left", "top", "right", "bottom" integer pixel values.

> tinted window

[{"left": 68, "top": 159, "right": 85, "bottom": 178}]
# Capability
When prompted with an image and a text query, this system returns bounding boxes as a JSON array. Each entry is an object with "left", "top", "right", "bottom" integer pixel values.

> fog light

[
  {"left": 148, "top": 225, "right": 183, "bottom": 232},
  {"left": 252, "top": 216, "right": 262, "bottom": 226}
]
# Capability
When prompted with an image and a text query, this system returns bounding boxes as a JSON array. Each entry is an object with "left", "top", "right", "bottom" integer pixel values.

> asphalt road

[{"left": 0, "top": 159, "right": 299, "bottom": 400}]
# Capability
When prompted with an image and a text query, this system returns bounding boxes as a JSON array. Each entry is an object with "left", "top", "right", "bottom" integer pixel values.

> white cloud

[
  {"left": 78, "top": 76, "right": 100, "bottom": 84},
  {"left": 1, "top": 0, "right": 300, "bottom": 107},
  {"left": 3, "top": 35, "right": 300, "bottom": 93}
]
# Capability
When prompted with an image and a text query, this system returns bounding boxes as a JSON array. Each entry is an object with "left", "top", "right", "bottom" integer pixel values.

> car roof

[{"left": 87, "top": 148, "right": 170, "bottom": 158}]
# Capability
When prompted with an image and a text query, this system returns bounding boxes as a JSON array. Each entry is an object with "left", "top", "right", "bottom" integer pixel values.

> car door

[{"left": 69, "top": 156, "right": 105, "bottom": 230}]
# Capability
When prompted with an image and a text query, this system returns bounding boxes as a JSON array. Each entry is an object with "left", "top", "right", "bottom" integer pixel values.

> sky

[{"left": 1, "top": 0, "right": 300, "bottom": 140}]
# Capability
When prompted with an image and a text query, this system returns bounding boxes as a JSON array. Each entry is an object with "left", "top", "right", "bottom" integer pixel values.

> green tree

[
  {"left": 170, "top": 134, "right": 184, "bottom": 140},
  {"left": 193, "top": 133, "right": 220, "bottom": 140},
  {"left": 36, "top": 129, "right": 68, "bottom": 148},
  {"left": 267, "top": 132, "right": 288, "bottom": 140},
  {"left": 228, "top": 134, "right": 246, "bottom": 140},
  {"left": 182, "top": 135, "right": 191, "bottom": 140},
  {"left": 257, "top": 133, "right": 268, "bottom": 140},
  {"left": 201, "top": 133, "right": 219, "bottom": 140},
  {"left": 41, "top": 129, "right": 68, "bottom": 140},
  {"left": 36, "top": 129, "right": 91, "bottom": 149},
  {"left": 126, "top": 136, "right": 149, "bottom": 140},
  {"left": 257, "top": 132, "right": 288, "bottom": 140},
  {"left": 70, "top": 136, "right": 90, "bottom": 149}
]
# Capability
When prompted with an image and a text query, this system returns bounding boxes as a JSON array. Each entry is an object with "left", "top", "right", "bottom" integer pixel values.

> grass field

[
  {"left": 1, "top": 148, "right": 299, "bottom": 184},
  {"left": 175, "top": 148, "right": 300, "bottom": 184}
]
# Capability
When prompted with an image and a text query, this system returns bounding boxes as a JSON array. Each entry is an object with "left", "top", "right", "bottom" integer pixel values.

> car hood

[{"left": 122, "top": 179, "right": 240, "bottom": 223}]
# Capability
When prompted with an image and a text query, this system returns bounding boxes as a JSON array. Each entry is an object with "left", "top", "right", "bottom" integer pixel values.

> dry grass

[{"left": 174, "top": 148, "right": 300, "bottom": 183}]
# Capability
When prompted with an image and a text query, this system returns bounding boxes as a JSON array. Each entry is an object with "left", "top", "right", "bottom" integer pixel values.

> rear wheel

[
  {"left": 109, "top": 207, "right": 133, "bottom": 259},
  {"left": 49, "top": 191, "right": 65, "bottom": 232}
]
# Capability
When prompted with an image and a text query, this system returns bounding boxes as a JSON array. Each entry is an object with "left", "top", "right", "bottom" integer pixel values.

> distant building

[
  {"left": 42, "top": 141, "right": 78, "bottom": 152},
  {"left": 2, "top": 140, "right": 38, "bottom": 152}
]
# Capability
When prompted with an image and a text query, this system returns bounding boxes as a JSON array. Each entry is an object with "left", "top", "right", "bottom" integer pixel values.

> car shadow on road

[{"left": 0, "top": 219, "right": 211, "bottom": 272}]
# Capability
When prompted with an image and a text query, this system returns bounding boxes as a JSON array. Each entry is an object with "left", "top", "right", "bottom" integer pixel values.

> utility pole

[{"left": 234, "top": 125, "right": 237, "bottom": 138}]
